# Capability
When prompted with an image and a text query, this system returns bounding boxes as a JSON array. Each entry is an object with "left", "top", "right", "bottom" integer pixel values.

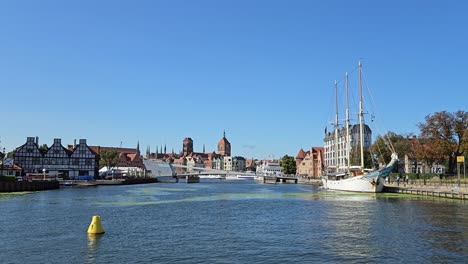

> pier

[{"left": 175, "top": 175, "right": 200, "bottom": 183}]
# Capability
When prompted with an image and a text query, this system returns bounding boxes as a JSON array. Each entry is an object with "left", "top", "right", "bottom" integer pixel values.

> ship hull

[{"left": 322, "top": 175, "right": 384, "bottom": 193}]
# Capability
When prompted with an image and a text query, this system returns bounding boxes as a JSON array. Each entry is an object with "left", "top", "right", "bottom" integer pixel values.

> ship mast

[
  {"left": 345, "top": 72, "right": 350, "bottom": 173},
  {"left": 334, "top": 80, "right": 339, "bottom": 170},
  {"left": 358, "top": 61, "right": 365, "bottom": 170}
]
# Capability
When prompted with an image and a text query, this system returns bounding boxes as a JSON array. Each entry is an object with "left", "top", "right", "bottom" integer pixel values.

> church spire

[
  {"left": 223, "top": 130, "right": 226, "bottom": 138},
  {"left": 203, "top": 144, "right": 205, "bottom": 153},
  {"left": 137, "top": 140, "right": 140, "bottom": 155}
]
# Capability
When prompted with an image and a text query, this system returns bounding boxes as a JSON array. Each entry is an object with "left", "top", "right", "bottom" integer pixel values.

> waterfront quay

[
  {"left": 0, "top": 178, "right": 158, "bottom": 192},
  {"left": 257, "top": 175, "right": 298, "bottom": 184},
  {"left": 0, "top": 180, "right": 59, "bottom": 192},
  {"left": 2, "top": 174, "right": 467, "bottom": 201},
  {"left": 384, "top": 179, "right": 468, "bottom": 200}
]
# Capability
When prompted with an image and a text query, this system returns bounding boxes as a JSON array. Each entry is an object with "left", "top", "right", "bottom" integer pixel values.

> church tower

[
  {"left": 183, "top": 137, "right": 193, "bottom": 156},
  {"left": 217, "top": 131, "right": 231, "bottom": 156}
]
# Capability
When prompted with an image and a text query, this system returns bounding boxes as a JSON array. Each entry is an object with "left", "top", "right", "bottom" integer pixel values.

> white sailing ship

[{"left": 322, "top": 62, "right": 398, "bottom": 193}]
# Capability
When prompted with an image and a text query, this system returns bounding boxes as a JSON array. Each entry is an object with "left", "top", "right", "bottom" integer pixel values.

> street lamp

[{"left": 43, "top": 168, "right": 46, "bottom": 181}]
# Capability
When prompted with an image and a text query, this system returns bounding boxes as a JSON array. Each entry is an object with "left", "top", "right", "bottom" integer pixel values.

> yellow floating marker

[{"left": 87, "top": 215, "right": 105, "bottom": 234}]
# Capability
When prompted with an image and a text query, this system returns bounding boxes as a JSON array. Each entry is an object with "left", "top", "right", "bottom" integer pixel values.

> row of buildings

[
  {"left": 5, "top": 132, "right": 256, "bottom": 178},
  {"left": 146, "top": 132, "right": 251, "bottom": 173},
  {"left": 2, "top": 125, "right": 443, "bottom": 179},
  {"left": 9, "top": 137, "right": 144, "bottom": 179},
  {"left": 2, "top": 128, "right": 367, "bottom": 179}
]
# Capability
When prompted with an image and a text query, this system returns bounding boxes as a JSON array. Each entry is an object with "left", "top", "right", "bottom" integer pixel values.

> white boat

[
  {"left": 63, "top": 181, "right": 77, "bottom": 186},
  {"left": 322, "top": 153, "right": 398, "bottom": 192},
  {"left": 322, "top": 62, "right": 398, "bottom": 193}
]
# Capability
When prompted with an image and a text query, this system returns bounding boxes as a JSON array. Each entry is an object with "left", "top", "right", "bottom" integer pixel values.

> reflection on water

[
  {"left": 86, "top": 234, "right": 103, "bottom": 264},
  {"left": 0, "top": 181, "right": 466, "bottom": 263}
]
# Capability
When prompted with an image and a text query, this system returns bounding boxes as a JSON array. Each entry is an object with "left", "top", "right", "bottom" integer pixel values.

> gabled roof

[
  {"left": 296, "top": 148, "right": 306, "bottom": 159},
  {"left": 312, "top": 147, "right": 325, "bottom": 162},
  {"left": 218, "top": 137, "right": 230, "bottom": 146},
  {"left": 46, "top": 140, "right": 73, "bottom": 156},
  {"left": 127, "top": 153, "right": 138, "bottom": 161}
]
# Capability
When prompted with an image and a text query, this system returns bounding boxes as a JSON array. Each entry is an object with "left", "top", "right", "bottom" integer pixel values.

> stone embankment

[
  {"left": 384, "top": 180, "right": 467, "bottom": 200},
  {"left": 297, "top": 177, "right": 322, "bottom": 186},
  {"left": 297, "top": 176, "right": 467, "bottom": 200},
  {"left": 0, "top": 181, "right": 60, "bottom": 192}
]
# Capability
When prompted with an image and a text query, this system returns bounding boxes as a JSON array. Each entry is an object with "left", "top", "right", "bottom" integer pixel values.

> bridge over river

[{"left": 142, "top": 159, "right": 297, "bottom": 183}]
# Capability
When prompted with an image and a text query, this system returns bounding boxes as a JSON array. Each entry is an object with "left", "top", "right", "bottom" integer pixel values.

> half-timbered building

[
  {"left": 69, "top": 139, "right": 99, "bottom": 178},
  {"left": 14, "top": 137, "right": 99, "bottom": 178},
  {"left": 14, "top": 137, "right": 43, "bottom": 173},
  {"left": 43, "top": 138, "right": 72, "bottom": 176}
]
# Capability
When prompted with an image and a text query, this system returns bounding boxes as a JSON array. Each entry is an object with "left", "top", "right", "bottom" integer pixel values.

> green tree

[
  {"left": 99, "top": 150, "right": 119, "bottom": 173},
  {"left": 418, "top": 110, "right": 467, "bottom": 174},
  {"left": 39, "top": 144, "right": 48, "bottom": 153},
  {"left": 280, "top": 155, "right": 296, "bottom": 175},
  {"left": 6, "top": 150, "right": 16, "bottom": 158},
  {"left": 372, "top": 131, "right": 411, "bottom": 165},
  {"left": 462, "top": 129, "right": 468, "bottom": 153},
  {"left": 412, "top": 138, "right": 440, "bottom": 174}
]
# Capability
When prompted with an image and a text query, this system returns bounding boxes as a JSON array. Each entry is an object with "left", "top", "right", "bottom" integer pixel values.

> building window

[{"left": 32, "top": 157, "right": 41, "bottom": 165}]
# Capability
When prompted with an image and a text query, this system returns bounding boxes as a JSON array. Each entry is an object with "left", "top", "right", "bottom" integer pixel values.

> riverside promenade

[
  {"left": 384, "top": 179, "right": 468, "bottom": 200},
  {"left": 298, "top": 176, "right": 467, "bottom": 200}
]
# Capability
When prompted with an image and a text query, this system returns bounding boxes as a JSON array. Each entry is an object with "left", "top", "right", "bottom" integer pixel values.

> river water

[{"left": 0, "top": 180, "right": 466, "bottom": 263}]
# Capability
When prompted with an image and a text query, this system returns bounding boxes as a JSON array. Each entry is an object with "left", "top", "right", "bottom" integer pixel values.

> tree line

[{"left": 371, "top": 110, "right": 466, "bottom": 174}]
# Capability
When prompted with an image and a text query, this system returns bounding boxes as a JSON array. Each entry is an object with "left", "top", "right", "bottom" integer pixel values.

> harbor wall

[{"left": 0, "top": 181, "right": 60, "bottom": 192}]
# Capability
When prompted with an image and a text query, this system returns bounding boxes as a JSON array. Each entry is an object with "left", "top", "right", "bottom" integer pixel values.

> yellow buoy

[{"left": 87, "top": 215, "right": 105, "bottom": 234}]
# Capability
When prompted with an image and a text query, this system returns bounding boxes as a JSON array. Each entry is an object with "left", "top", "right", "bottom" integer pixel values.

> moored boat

[
  {"left": 62, "top": 181, "right": 77, "bottom": 187},
  {"left": 322, "top": 153, "right": 398, "bottom": 192},
  {"left": 322, "top": 62, "right": 397, "bottom": 193}
]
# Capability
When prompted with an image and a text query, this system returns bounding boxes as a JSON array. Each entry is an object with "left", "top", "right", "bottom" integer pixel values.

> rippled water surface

[{"left": 0, "top": 180, "right": 467, "bottom": 263}]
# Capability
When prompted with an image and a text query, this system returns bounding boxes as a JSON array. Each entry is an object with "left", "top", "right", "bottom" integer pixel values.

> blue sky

[{"left": 0, "top": 0, "right": 467, "bottom": 159}]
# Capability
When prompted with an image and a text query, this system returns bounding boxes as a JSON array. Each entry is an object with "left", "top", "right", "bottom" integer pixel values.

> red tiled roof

[
  {"left": 2, "top": 164, "right": 22, "bottom": 170},
  {"left": 312, "top": 147, "right": 325, "bottom": 162},
  {"left": 127, "top": 153, "right": 138, "bottom": 161},
  {"left": 296, "top": 148, "right": 306, "bottom": 159},
  {"left": 218, "top": 137, "right": 230, "bottom": 146}
]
